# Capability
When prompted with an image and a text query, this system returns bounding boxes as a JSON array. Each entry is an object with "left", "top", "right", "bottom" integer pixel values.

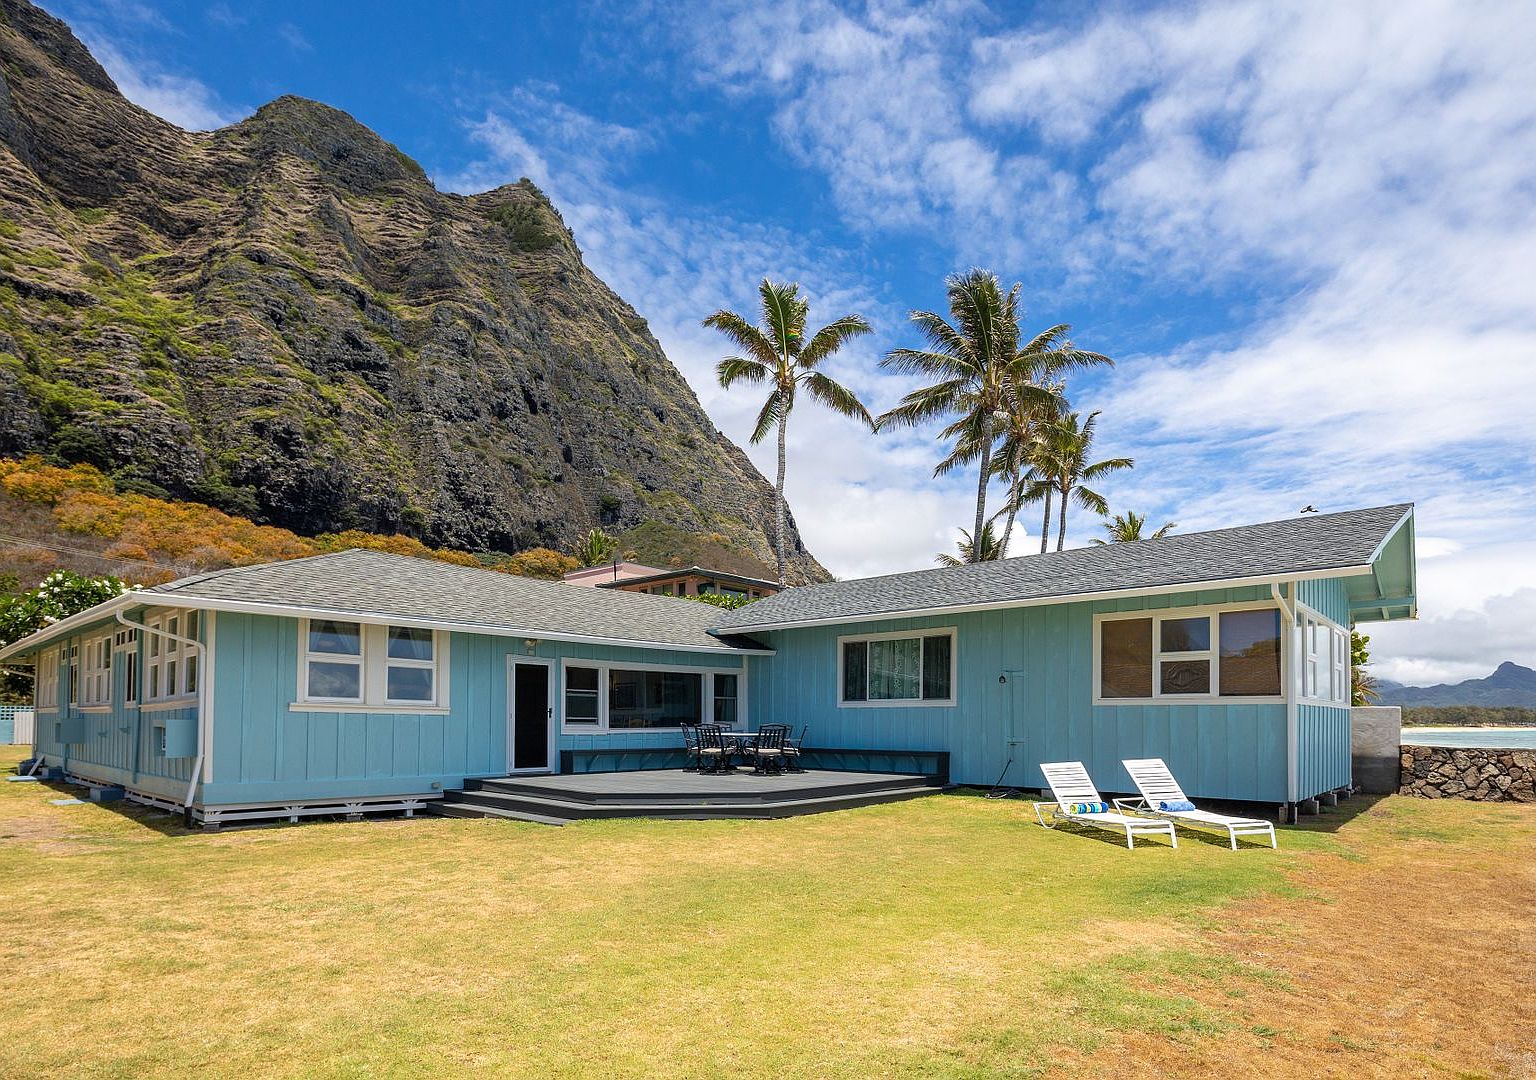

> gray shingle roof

[
  {"left": 148, "top": 549, "right": 770, "bottom": 652},
  {"left": 713, "top": 504, "right": 1414, "bottom": 632}
]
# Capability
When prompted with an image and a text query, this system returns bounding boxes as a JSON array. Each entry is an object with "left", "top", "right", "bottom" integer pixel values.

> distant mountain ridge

[
  {"left": 0, "top": 0, "right": 825, "bottom": 580},
  {"left": 1377, "top": 661, "right": 1536, "bottom": 708}
]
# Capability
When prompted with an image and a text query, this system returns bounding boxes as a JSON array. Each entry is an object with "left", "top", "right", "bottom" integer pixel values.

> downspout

[
  {"left": 116, "top": 610, "right": 207, "bottom": 815},
  {"left": 1271, "top": 580, "right": 1300, "bottom": 819}
]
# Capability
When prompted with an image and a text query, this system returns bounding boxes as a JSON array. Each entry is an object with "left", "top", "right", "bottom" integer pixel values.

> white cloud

[
  {"left": 81, "top": 36, "right": 246, "bottom": 130},
  {"left": 660, "top": 0, "right": 1536, "bottom": 684},
  {"left": 277, "top": 22, "right": 312, "bottom": 53},
  {"left": 438, "top": 2, "right": 1536, "bottom": 685}
]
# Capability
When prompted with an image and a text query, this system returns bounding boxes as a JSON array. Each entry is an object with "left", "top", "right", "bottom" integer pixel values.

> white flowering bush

[{"left": 1, "top": 569, "right": 131, "bottom": 648}]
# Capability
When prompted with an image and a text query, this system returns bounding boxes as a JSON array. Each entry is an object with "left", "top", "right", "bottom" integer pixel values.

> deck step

[
  {"left": 428, "top": 802, "right": 570, "bottom": 826},
  {"left": 465, "top": 772, "right": 932, "bottom": 805},
  {"left": 436, "top": 783, "right": 944, "bottom": 823}
]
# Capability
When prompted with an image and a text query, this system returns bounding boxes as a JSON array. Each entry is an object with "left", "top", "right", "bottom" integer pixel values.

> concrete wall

[
  {"left": 1400, "top": 744, "right": 1535, "bottom": 802},
  {"left": 1352, "top": 705, "right": 1402, "bottom": 793}
]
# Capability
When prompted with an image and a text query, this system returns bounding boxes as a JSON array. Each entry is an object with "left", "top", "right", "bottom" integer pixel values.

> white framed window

[
  {"left": 298, "top": 620, "right": 447, "bottom": 709},
  {"left": 559, "top": 659, "right": 744, "bottom": 732},
  {"left": 1333, "top": 627, "right": 1349, "bottom": 704},
  {"left": 81, "top": 635, "right": 112, "bottom": 706},
  {"left": 114, "top": 629, "right": 139, "bottom": 706},
  {"left": 35, "top": 648, "right": 60, "bottom": 709},
  {"left": 144, "top": 610, "right": 200, "bottom": 702},
  {"left": 1300, "top": 612, "right": 1350, "bottom": 705},
  {"left": 838, "top": 628, "right": 955, "bottom": 707},
  {"left": 66, "top": 643, "right": 79, "bottom": 707},
  {"left": 1095, "top": 604, "right": 1284, "bottom": 704}
]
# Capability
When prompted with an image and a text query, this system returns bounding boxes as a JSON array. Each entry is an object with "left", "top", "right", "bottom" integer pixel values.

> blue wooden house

[{"left": 1, "top": 504, "right": 1415, "bottom": 824}]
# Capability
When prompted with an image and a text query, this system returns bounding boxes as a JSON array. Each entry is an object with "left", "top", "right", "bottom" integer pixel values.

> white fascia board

[
  {"left": 128, "top": 593, "right": 776, "bottom": 656},
  {"left": 717, "top": 564, "right": 1376, "bottom": 634},
  {"left": 0, "top": 595, "right": 135, "bottom": 662}
]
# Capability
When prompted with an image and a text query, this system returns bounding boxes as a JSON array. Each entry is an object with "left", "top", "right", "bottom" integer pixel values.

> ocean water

[{"left": 1401, "top": 727, "right": 1536, "bottom": 750}]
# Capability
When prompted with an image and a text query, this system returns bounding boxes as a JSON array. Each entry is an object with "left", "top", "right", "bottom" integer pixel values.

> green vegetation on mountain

[{"left": 0, "top": 0, "right": 820, "bottom": 581}]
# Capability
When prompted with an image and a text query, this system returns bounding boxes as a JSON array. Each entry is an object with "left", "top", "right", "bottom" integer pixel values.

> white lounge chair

[
  {"left": 1116, "top": 758, "right": 1278, "bottom": 850},
  {"left": 1033, "top": 761, "right": 1178, "bottom": 849}
]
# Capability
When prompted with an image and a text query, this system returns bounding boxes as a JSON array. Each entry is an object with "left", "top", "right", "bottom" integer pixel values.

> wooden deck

[{"left": 434, "top": 768, "right": 946, "bottom": 825}]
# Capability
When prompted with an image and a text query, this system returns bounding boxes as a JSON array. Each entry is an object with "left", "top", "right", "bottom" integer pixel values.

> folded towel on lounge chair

[
  {"left": 1157, "top": 799, "right": 1196, "bottom": 812},
  {"left": 1065, "top": 801, "right": 1110, "bottom": 814}
]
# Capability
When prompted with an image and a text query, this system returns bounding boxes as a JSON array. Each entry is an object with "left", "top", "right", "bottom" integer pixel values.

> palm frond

[
  {"left": 702, "top": 309, "right": 780, "bottom": 368},
  {"left": 716, "top": 356, "right": 770, "bottom": 388},
  {"left": 879, "top": 346, "right": 970, "bottom": 380},
  {"left": 875, "top": 378, "right": 969, "bottom": 430},
  {"left": 905, "top": 309, "right": 975, "bottom": 365},
  {"left": 801, "top": 371, "right": 874, "bottom": 428},
  {"left": 1080, "top": 456, "right": 1134, "bottom": 480},
  {"left": 934, "top": 522, "right": 1004, "bottom": 565},
  {"left": 749, "top": 389, "right": 785, "bottom": 445},
  {"left": 798, "top": 313, "right": 872, "bottom": 367},
  {"left": 1072, "top": 486, "right": 1111, "bottom": 516},
  {"left": 758, "top": 279, "right": 807, "bottom": 359}
]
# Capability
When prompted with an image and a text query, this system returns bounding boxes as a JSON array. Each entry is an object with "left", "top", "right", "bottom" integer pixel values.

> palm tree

[
  {"left": 935, "top": 522, "right": 1004, "bottom": 566},
  {"left": 1037, "top": 410, "right": 1133, "bottom": 551},
  {"left": 878, "top": 270, "right": 1025, "bottom": 553},
  {"left": 572, "top": 528, "right": 618, "bottom": 566},
  {"left": 704, "top": 280, "right": 875, "bottom": 587},
  {"left": 1092, "top": 511, "right": 1175, "bottom": 544},
  {"left": 1010, "top": 328, "right": 1112, "bottom": 554}
]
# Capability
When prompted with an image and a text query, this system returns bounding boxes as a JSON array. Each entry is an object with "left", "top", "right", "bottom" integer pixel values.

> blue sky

[{"left": 44, "top": 0, "right": 1536, "bottom": 685}]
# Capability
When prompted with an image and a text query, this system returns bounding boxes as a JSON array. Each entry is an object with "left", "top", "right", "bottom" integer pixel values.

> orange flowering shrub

[{"left": 0, "top": 454, "right": 563, "bottom": 579}]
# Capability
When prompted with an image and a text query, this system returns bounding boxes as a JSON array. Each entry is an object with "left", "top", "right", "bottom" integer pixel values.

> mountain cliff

[{"left": 0, "top": 0, "right": 823, "bottom": 580}]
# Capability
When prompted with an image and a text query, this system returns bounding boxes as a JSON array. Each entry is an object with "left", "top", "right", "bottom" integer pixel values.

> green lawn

[{"left": 0, "top": 747, "right": 1527, "bottom": 1078}]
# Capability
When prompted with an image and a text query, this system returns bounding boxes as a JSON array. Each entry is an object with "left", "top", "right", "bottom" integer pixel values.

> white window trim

[
  {"left": 113, "top": 628, "right": 139, "bottom": 707},
  {"left": 558, "top": 657, "right": 746, "bottom": 734},
  {"left": 142, "top": 609, "right": 200, "bottom": 704},
  {"left": 35, "top": 647, "right": 60, "bottom": 710},
  {"left": 1298, "top": 605, "right": 1350, "bottom": 707},
  {"left": 65, "top": 643, "right": 79, "bottom": 707},
  {"left": 836, "top": 627, "right": 957, "bottom": 709},
  {"left": 1093, "top": 602, "right": 1289, "bottom": 707},
  {"left": 80, "top": 634, "right": 112, "bottom": 707},
  {"left": 297, "top": 619, "right": 450, "bottom": 710}
]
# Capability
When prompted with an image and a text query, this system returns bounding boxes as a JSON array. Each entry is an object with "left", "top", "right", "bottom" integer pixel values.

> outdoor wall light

[{"left": 525, "top": 638, "right": 539, "bottom": 654}]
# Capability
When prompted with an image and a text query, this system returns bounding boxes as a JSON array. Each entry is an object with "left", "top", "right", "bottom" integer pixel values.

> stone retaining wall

[{"left": 1399, "top": 744, "right": 1535, "bottom": 801}]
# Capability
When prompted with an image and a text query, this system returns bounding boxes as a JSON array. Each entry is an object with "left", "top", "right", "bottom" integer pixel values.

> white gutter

[
  {"left": 0, "top": 595, "right": 135, "bottom": 662},
  {"left": 722, "top": 565, "right": 1378, "bottom": 635},
  {"left": 1271, "top": 581, "right": 1300, "bottom": 807},
  {"left": 116, "top": 610, "right": 207, "bottom": 812}
]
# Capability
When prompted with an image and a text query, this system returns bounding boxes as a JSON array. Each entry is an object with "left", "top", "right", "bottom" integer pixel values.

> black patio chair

[
  {"left": 679, "top": 723, "right": 702, "bottom": 771},
  {"left": 782, "top": 725, "right": 808, "bottom": 772},
  {"left": 747, "top": 724, "right": 790, "bottom": 775},
  {"left": 695, "top": 724, "right": 730, "bottom": 774}
]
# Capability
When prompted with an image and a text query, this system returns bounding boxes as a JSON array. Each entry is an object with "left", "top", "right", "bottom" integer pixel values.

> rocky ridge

[{"left": 0, "top": 0, "right": 823, "bottom": 580}]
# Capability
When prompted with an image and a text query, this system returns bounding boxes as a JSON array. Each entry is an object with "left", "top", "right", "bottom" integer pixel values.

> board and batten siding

[
  {"left": 749, "top": 583, "right": 1322, "bottom": 803},
  {"left": 27, "top": 608, "right": 198, "bottom": 803},
  {"left": 1294, "top": 576, "right": 1354, "bottom": 798},
  {"left": 207, "top": 612, "right": 749, "bottom": 804}
]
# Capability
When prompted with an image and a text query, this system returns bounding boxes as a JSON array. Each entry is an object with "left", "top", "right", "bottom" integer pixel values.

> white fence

[{"left": 0, "top": 706, "right": 34, "bottom": 745}]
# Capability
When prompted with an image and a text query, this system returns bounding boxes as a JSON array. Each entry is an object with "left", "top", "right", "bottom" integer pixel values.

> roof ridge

[
  {"left": 715, "top": 502, "right": 1415, "bottom": 630},
  {"left": 151, "top": 548, "right": 362, "bottom": 592},
  {"left": 771, "top": 502, "right": 1414, "bottom": 595}
]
